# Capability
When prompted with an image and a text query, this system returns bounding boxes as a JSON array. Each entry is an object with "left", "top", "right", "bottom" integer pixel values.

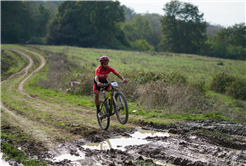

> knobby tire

[
  {"left": 114, "top": 92, "right": 128, "bottom": 124},
  {"left": 97, "top": 100, "right": 110, "bottom": 130}
]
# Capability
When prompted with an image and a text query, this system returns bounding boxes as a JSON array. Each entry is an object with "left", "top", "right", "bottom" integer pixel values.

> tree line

[{"left": 1, "top": 0, "right": 245, "bottom": 59}]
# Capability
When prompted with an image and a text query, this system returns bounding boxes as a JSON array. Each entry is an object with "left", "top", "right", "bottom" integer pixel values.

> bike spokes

[
  {"left": 115, "top": 92, "right": 128, "bottom": 124},
  {"left": 97, "top": 101, "right": 110, "bottom": 130}
]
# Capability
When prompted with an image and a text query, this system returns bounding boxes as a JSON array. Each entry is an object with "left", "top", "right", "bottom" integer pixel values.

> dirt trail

[
  {"left": 1, "top": 48, "right": 139, "bottom": 150},
  {"left": 16, "top": 48, "right": 46, "bottom": 93},
  {"left": 1, "top": 48, "right": 33, "bottom": 84},
  {"left": 1, "top": 48, "right": 59, "bottom": 148},
  {"left": 1, "top": 48, "right": 246, "bottom": 166}
]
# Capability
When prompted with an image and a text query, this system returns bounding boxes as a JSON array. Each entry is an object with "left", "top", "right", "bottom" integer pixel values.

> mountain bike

[{"left": 97, "top": 81, "right": 128, "bottom": 130}]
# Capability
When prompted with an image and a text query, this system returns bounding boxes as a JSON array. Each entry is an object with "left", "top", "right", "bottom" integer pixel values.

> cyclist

[{"left": 94, "top": 56, "right": 128, "bottom": 116}]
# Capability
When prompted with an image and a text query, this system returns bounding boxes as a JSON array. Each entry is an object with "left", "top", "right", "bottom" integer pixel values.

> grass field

[
  {"left": 2, "top": 44, "right": 246, "bottom": 122},
  {"left": 32, "top": 45, "right": 246, "bottom": 84}
]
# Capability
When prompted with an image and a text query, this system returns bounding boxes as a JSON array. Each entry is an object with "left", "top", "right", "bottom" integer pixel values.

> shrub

[
  {"left": 131, "top": 39, "right": 155, "bottom": 51},
  {"left": 121, "top": 70, "right": 187, "bottom": 85},
  {"left": 137, "top": 80, "right": 218, "bottom": 112},
  {"left": 209, "top": 72, "right": 236, "bottom": 94},
  {"left": 190, "top": 80, "right": 207, "bottom": 93},
  {"left": 210, "top": 72, "right": 246, "bottom": 101},
  {"left": 27, "top": 37, "right": 46, "bottom": 45},
  {"left": 163, "top": 71, "right": 187, "bottom": 85},
  {"left": 226, "top": 78, "right": 246, "bottom": 100},
  {"left": 62, "top": 71, "right": 94, "bottom": 96},
  {"left": 226, "top": 45, "right": 246, "bottom": 59}
]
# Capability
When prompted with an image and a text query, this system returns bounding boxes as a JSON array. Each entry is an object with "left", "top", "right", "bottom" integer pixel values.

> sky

[{"left": 119, "top": 0, "right": 245, "bottom": 27}]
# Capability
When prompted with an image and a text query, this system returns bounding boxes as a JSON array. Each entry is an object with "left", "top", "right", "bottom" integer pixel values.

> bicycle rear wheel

[
  {"left": 114, "top": 92, "right": 128, "bottom": 124},
  {"left": 97, "top": 100, "right": 110, "bottom": 130}
]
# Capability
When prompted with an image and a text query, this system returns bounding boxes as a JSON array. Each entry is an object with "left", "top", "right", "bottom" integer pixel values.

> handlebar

[
  {"left": 99, "top": 81, "right": 125, "bottom": 91},
  {"left": 101, "top": 81, "right": 125, "bottom": 87}
]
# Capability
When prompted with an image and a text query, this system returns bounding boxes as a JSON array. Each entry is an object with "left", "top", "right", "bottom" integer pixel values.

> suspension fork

[
  {"left": 109, "top": 92, "right": 113, "bottom": 115},
  {"left": 112, "top": 90, "right": 119, "bottom": 113}
]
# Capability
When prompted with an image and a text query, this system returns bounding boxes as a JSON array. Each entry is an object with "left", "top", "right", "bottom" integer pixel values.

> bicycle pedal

[
  {"left": 103, "top": 112, "right": 109, "bottom": 117},
  {"left": 98, "top": 112, "right": 104, "bottom": 119}
]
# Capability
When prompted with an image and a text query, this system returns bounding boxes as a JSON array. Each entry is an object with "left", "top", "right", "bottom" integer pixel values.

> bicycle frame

[
  {"left": 97, "top": 81, "right": 128, "bottom": 130},
  {"left": 101, "top": 83, "right": 119, "bottom": 116}
]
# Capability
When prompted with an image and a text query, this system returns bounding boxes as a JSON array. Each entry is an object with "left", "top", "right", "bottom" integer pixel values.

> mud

[{"left": 2, "top": 120, "right": 246, "bottom": 166}]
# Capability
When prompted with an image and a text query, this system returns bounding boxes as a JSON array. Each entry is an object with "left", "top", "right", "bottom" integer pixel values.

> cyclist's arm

[
  {"left": 95, "top": 76, "right": 103, "bottom": 86},
  {"left": 115, "top": 73, "right": 128, "bottom": 83}
]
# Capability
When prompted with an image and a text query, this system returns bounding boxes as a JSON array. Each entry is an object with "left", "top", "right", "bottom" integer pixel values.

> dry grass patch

[{"left": 137, "top": 81, "right": 218, "bottom": 114}]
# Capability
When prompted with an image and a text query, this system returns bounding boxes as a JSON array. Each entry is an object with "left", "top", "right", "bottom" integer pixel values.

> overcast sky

[{"left": 119, "top": 0, "right": 245, "bottom": 27}]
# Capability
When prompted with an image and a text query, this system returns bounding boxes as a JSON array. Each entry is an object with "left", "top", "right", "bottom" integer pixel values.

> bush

[
  {"left": 190, "top": 80, "right": 207, "bottom": 93},
  {"left": 62, "top": 71, "right": 94, "bottom": 96},
  {"left": 131, "top": 39, "right": 155, "bottom": 51},
  {"left": 27, "top": 37, "right": 46, "bottom": 45},
  {"left": 209, "top": 72, "right": 236, "bottom": 94},
  {"left": 210, "top": 72, "right": 246, "bottom": 100},
  {"left": 226, "top": 45, "right": 246, "bottom": 59},
  {"left": 226, "top": 78, "right": 246, "bottom": 100},
  {"left": 121, "top": 70, "right": 187, "bottom": 85},
  {"left": 137, "top": 80, "right": 218, "bottom": 112}
]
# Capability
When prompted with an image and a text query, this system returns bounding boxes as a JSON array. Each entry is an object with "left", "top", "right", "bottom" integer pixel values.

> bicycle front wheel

[
  {"left": 97, "top": 100, "right": 110, "bottom": 130},
  {"left": 114, "top": 92, "right": 128, "bottom": 124}
]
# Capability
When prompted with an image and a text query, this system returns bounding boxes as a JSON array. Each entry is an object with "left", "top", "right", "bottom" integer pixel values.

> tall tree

[
  {"left": 210, "top": 23, "right": 246, "bottom": 59},
  {"left": 35, "top": 4, "right": 51, "bottom": 37},
  {"left": 143, "top": 14, "right": 163, "bottom": 50},
  {"left": 1, "top": 1, "right": 32, "bottom": 43},
  {"left": 34, "top": 1, "right": 63, "bottom": 18},
  {"left": 46, "top": 1, "right": 129, "bottom": 48},
  {"left": 122, "top": 14, "right": 153, "bottom": 42},
  {"left": 159, "top": 0, "right": 207, "bottom": 54},
  {"left": 122, "top": 5, "right": 136, "bottom": 22}
]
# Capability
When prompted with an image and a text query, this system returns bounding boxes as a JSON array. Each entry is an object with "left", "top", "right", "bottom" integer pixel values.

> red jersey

[{"left": 95, "top": 65, "right": 118, "bottom": 81}]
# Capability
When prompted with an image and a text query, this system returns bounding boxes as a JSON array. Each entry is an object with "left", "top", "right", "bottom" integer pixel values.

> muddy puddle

[
  {"left": 1, "top": 153, "right": 11, "bottom": 166},
  {"left": 83, "top": 129, "right": 177, "bottom": 151},
  {"left": 40, "top": 128, "right": 175, "bottom": 166},
  {"left": 36, "top": 121, "right": 246, "bottom": 166},
  {"left": 2, "top": 120, "right": 246, "bottom": 166}
]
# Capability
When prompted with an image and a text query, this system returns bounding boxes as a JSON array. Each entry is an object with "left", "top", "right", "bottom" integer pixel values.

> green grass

[
  {"left": 2, "top": 44, "right": 245, "bottom": 122},
  {"left": 1, "top": 132, "right": 47, "bottom": 166},
  {"left": 23, "top": 45, "right": 246, "bottom": 122},
  {"left": 31, "top": 45, "right": 246, "bottom": 84},
  {"left": 1, "top": 141, "right": 47, "bottom": 166},
  {"left": 207, "top": 90, "right": 246, "bottom": 111},
  {"left": 57, "top": 122, "right": 66, "bottom": 126}
]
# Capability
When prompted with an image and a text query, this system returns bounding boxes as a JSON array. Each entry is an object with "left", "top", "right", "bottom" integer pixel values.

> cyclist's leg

[
  {"left": 95, "top": 92, "right": 100, "bottom": 109},
  {"left": 93, "top": 79, "right": 109, "bottom": 112},
  {"left": 93, "top": 81, "right": 101, "bottom": 112}
]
